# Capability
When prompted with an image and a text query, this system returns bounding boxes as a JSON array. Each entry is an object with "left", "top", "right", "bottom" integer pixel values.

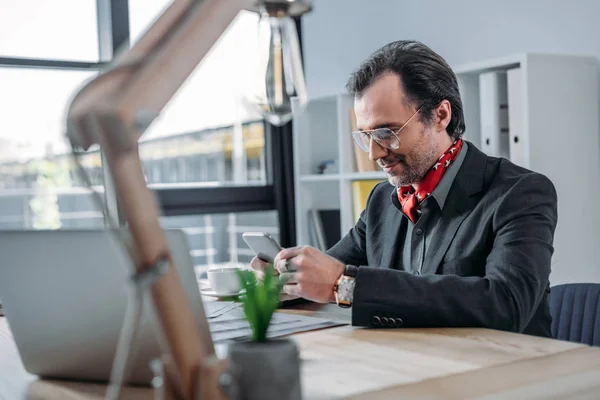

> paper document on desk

[{"left": 204, "top": 302, "right": 344, "bottom": 343}]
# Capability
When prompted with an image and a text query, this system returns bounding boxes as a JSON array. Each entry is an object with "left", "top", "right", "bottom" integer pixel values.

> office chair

[{"left": 549, "top": 283, "right": 600, "bottom": 346}]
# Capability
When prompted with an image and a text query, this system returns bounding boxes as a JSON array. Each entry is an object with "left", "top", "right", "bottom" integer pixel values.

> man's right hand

[{"left": 249, "top": 256, "right": 299, "bottom": 302}]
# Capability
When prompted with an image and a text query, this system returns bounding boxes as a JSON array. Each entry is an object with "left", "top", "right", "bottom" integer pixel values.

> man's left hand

[{"left": 273, "top": 246, "right": 345, "bottom": 303}]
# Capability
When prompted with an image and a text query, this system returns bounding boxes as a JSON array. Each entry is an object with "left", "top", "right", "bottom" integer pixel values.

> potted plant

[{"left": 219, "top": 265, "right": 302, "bottom": 400}]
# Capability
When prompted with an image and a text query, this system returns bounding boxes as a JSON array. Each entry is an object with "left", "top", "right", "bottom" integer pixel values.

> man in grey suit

[{"left": 251, "top": 40, "right": 557, "bottom": 337}]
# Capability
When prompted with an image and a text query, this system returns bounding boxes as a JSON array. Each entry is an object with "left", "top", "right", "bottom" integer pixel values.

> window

[
  {"left": 140, "top": 121, "right": 267, "bottom": 186},
  {"left": 0, "top": 68, "right": 95, "bottom": 160},
  {"left": 161, "top": 210, "right": 279, "bottom": 276},
  {"left": 129, "top": 1, "right": 266, "bottom": 186},
  {"left": 0, "top": 0, "right": 298, "bottom": 253},
  {"left": 0, "top": 0, "right": 99, "bottom": 61},
  {"left": 129, "top": 0, "right": 171, "bottom": 45},
  {"left": 127, "top": 2, "right": 290, "bottom": 247},
  {"left": 0, "top": 67, "right": 103, "bottom": 229}
]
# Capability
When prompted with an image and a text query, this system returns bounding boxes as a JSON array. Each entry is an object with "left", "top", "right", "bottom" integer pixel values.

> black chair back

[{"left": 549, "top": 283, "right": 600, "bottom": 346}]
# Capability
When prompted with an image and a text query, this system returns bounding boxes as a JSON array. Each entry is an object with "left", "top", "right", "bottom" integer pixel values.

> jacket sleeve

[
  {"left": 325, "top": 183, "right": 385, "bottom": 266},
  {"left": 351, "top": 173, "right": 558, "bottom": 333}
]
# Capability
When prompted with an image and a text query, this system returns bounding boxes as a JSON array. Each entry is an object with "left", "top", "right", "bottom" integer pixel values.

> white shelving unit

[
  {"left": 299, "top": 174, "right": 340, "bottom": 183},
  {"left": 342, "top": 171, "right": 387, "bottom": 180},
  {"left": 292, "top": 94, "right": 387, "bottom": 247},
  {"left": 456, "top": 52, "right": 600, "bottom": 284},
  {"left": 292, "top": 53, "right": 600, "bottom": 284}
]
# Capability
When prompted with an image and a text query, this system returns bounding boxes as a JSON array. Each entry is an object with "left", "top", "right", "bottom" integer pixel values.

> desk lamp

[{"left": 65, "top": 1, "right": 311, "bottom": 399}]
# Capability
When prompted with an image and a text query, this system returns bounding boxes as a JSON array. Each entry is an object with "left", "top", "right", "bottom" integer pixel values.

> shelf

[
  {"left": 453, "top": 53, "right": 523, "bottom": 75},
  {"left": 342, "top": 171, "right": 387, "bottom": 180},
  {"left": 299, "top": 174, "right": 340, "bottom": 183},
  {"left": 299, "top": 172, "right": 386, "bottom": 182}
]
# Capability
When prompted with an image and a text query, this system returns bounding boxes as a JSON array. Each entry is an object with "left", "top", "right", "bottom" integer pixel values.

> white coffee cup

[{"left": 207, "top": 267, "right": 243, "bottom": 295}]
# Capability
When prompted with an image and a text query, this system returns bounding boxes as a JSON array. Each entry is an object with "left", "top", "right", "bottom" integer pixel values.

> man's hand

[
  {"left": 249, "top": 256, "right": 272, "bottom": 281},
  {"left": 248, "top": 256, "right": 299, "bottom": 302},
  {"left": 274, "top": 246, "right": 345, "bottom": 303}
]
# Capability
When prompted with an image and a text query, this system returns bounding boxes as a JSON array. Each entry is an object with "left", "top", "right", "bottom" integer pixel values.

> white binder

[
  {"left": 507, "top": 67, "right": 527, "bottom": 168},
  {"left": 479, "top": 71, "right": 509, "bottom": 159}
]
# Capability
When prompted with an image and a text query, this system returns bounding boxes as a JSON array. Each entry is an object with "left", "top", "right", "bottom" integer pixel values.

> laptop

[{"left": 0, "top": 229, "right": 214, "bottom": 385}]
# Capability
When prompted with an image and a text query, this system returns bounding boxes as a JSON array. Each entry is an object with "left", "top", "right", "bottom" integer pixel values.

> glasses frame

[{"left": 351, "top": 107, "right": 422, "bottom": 152}]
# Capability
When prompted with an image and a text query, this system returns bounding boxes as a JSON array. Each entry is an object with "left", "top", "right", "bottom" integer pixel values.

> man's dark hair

[{"left": 346, "top": 40, "right": 465, "bottom": 139}]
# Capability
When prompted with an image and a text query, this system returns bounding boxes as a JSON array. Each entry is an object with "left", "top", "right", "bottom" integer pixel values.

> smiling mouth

[
  {"left": 380, "top": 159, "right": 402, "bottom": 172},
  {"left": 382, "top": 161, "right": 398, "bottom": 169}
]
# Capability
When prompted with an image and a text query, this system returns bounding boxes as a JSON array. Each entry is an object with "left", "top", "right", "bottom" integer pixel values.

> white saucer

[
  {"left": 200, "top": 287, "right": 245, "bottom": 298},
  {"left": 198, "top": 278, "right": 211, "bottom": 290}
]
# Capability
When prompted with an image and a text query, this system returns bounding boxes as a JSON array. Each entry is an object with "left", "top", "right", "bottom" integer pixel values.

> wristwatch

[{"left": 334, "top": 265, "right": 357, "bottom": 308}]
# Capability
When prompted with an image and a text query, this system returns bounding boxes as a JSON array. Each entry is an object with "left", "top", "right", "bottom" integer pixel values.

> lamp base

[{"left": 153, "top": 355, "right": 229, "bottom": 400}]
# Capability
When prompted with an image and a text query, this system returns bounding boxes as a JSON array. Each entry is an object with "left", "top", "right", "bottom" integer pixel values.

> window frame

[{"left": 0, "top": 0, "right": 299, "bottom": 247}]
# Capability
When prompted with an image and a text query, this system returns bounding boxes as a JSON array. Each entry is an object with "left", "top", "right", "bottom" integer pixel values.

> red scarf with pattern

[{"left": 397, "top": 139, "right": 464, "bottom": 223}]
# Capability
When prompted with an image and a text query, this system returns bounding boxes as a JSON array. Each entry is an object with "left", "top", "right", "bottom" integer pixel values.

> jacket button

[
  {"left": 394, "top": 318, "right": 404, "bottom": 327},
  {"left": 388, "top": 318, "right": 397, "bottom": 327},
  {"left": 412, "top": 270, "right": 421, "bottom": 275},
  {"left": 380, "top": 317, "right": 389, "bottom": 326},
  {"left": 372, "top": 316, "right": 381, "bottom": 326}
]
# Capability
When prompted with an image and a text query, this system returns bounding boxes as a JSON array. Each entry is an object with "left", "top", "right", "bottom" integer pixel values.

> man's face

[{"left": 354, "top": 73, "right": 443, "bottom": 188}]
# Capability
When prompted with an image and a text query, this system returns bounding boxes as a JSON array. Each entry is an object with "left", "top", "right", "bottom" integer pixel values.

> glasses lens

[
  {"left": 372, "top": 128, "right": 400, "bottom": 150},
  {"left": 352, "top": 131, "right": 371, "bottom": 152},
  {"left": 352, "top": 129, "right": 401, "bottom": 152}
]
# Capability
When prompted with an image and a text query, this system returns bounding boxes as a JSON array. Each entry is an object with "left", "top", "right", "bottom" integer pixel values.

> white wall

[{"left": 302, "top": 0, "right": 600, "bottom": 99}]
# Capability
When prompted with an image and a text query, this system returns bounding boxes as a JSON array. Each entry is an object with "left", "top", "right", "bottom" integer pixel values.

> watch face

[
  {"left": 337, "top": 276, "right": 355, "bottom": 307},
  {"left": 339, "top": 280, "right": 351, "bottom": 297}
]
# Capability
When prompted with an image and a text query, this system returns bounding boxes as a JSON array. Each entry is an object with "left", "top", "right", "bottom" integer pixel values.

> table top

[{"left": 2, "top": 302, "right": 600, "bottom": 400}]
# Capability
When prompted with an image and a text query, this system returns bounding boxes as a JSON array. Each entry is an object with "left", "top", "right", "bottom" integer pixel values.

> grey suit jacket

[{"left": 327, "top": 142, "right": 558, "bottom": 337}]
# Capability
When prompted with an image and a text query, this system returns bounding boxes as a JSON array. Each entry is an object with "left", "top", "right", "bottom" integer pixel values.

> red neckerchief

[{"left": 397, "top": 139, "right": 464, "bottom": 223}]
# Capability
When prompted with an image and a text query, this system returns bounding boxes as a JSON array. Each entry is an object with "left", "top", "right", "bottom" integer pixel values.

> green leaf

[{"left": 236, "top": 264, "right": 281, "bottom": 342}]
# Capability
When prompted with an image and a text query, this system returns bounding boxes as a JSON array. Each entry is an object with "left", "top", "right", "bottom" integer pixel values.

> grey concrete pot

[{"left": 220, "top": 338, "right": 302, "bottom": 400}]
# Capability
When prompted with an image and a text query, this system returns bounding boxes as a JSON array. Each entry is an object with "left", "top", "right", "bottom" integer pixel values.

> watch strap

[{"left": 344, "top": 264, "right": 358, "bottom": 278}]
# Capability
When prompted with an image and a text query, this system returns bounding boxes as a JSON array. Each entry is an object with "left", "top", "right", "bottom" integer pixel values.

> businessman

[{"left": 251, "top": 40, "right": 558, "bottom": 337}]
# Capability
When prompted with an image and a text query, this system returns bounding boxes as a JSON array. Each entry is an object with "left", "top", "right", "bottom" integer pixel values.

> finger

[
  {"left": 279, "top": 272, "right": 299, "bottom": 285},
  {"left": 282, "top": 283, "right": 302, "bottom": 297},
  {"left": 255, "top": 267, "right": 280, "bottom": 282},
  {"left": 249, "top": 256, "right": 269, "bottom": 273},
  {"left": 254, "top": 269, "right": 265, "bottom": 282},
  {"left": 275, "top": 258, "right": 297, "bottom": 274},
  {"left": 273, "top": 246, "right": 306, "bottom": 269},
  {"left": 280, "top": 293, "right": 299, "bottom": 302},
  {"left": 275, "top": 259, "right": 286, "bottom": 274}
]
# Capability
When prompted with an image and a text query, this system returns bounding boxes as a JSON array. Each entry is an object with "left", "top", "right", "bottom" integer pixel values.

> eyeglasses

[{"left": 351, "top": 107, "right": 421, "bottom": 152}]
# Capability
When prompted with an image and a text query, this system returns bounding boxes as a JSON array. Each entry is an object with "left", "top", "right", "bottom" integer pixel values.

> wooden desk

[{"left": 2, "top": 304, "right": 599, "bottom": 399}]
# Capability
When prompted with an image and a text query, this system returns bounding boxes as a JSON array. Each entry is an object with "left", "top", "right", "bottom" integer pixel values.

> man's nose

[{"left": 368, "top": 138, "right": 388, "bottom": 161}]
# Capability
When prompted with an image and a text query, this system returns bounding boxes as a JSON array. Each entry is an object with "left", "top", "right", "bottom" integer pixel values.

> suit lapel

[
  {"left": 421, "top": 185, "right": 476, "bottom": 274},
  {"left": 380, "top": 196, "right": 405, "bottom": 269},
  {"left": 421, "top": 142, "right": 490, "bottom": 275}
]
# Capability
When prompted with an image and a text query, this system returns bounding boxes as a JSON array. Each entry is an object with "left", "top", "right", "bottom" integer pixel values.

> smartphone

[{"left": 242, "top": 232, "right": 282, "bottom": 263}]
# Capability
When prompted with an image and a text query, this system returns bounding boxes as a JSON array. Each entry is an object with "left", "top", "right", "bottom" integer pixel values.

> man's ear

[{"left": 434, "top": 100, "right": 452, "bottom": 132}]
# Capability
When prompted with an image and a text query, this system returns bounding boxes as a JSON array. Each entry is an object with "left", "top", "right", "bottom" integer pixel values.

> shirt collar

[
  {"left": 430, "top": 141, "right": 468, "bottom": 209},
  {"left": 388, "top": 141, "right": 469, "bottom": 211}
]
